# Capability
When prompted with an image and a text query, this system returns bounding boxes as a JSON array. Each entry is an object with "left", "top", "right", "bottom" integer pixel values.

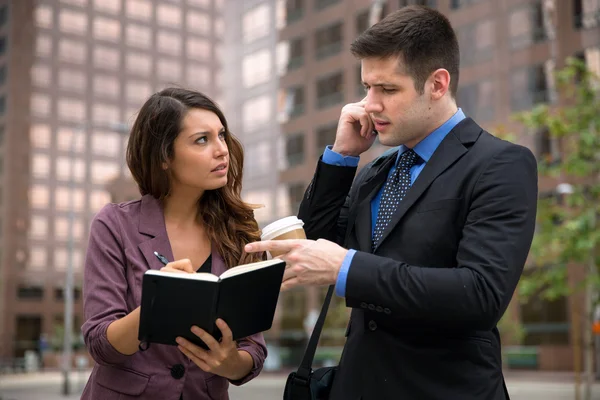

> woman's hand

[
  {"left": 176, "top": 319, "right": 253, "bottom": 380},
  {"left": 160, "top": 258, "right": 195, "bottom": 274}
]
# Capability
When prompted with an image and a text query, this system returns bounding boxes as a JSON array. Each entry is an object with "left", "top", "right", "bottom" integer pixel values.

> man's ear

[{"left": 429, "top": 68, "right": 451, "bottom": 100}]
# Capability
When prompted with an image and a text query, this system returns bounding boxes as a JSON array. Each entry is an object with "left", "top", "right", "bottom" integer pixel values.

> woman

[{"left": 81, "top": 88, "right": 267, "bottom": 399}]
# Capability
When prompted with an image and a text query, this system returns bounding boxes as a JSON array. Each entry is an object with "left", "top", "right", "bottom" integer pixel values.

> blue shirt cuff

[
  {"left": 322, "top": 146, "right": 360, "bottom": 167},
  {"left": 335, "top": 249, "right": 356, "bottom": 297}
]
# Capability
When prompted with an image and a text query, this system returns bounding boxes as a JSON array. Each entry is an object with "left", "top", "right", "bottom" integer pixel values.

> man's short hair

[{"left": 351, "top": 5, "right": 460, "bottom": 98}]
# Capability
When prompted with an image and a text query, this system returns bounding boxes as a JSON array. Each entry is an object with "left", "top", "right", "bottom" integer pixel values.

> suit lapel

[
  {"left": 373, "top": 119, "right": 481, "bottom": 251},
  {"left": 137, "top": 195, "right": 174, "bottom": 271},
  {"left": 351, "top": 152, "right": 398, "bottom": 252}
]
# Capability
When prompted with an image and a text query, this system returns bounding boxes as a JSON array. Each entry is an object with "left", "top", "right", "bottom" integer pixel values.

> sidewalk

[{"left": 1, "top": 368, "right": 598, "bottom": 389}]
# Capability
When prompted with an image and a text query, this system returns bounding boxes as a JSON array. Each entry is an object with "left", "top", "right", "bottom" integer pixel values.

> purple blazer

[{"left": 81, "top": 194, "right": 267, "bottom": 400}]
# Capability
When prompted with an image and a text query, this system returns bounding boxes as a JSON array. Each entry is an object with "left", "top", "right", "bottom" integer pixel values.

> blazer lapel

[
  {"left": 373, "top": 121, "right": 481, "bottom": 251},
  {"left": 351, "top": 152, "right": 398, "bottom": 252},
  {"left": 137, "top": 195, "right": 174, "bottom": 271}
]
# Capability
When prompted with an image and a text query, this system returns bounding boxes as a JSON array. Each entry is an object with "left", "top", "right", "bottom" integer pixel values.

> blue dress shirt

[{"left": 322, "top": 109, "right": 466, "bottom": 297}]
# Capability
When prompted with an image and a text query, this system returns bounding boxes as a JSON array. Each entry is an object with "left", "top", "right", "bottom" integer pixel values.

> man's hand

[
  {"left": 332, "top": 97, "right": 377, "bottom": 157},
  {"left": 245, "top": 239, "right": 348, "bottom": 291}
]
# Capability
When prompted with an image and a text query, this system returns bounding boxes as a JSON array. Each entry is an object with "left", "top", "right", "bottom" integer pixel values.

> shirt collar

[{"left": 395, "top": 108, "right": 466, "bottom": 164}]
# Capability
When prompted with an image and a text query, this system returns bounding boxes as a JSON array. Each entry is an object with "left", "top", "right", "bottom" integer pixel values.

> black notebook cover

[{"left": 138, "top": 258, "right": 285, "bottom": 349}]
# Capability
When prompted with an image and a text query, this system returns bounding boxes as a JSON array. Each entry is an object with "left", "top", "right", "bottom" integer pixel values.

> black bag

[{"left": 283, "top": 285, "right": 338, "bottom": 400}]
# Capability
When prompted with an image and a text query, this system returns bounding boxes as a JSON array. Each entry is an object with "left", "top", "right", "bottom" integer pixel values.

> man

[{"left": 246, "top": 6, "right": 537, "bottom": 400}]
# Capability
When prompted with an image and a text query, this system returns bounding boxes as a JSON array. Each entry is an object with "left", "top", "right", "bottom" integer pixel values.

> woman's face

[{"left": 166, "top": 108, "right": 229, "bottom": 194}]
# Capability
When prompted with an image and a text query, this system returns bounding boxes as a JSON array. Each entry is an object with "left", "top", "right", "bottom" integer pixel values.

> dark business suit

[{"left": 298, "top": 118, "right": 538, "bottom": 400}]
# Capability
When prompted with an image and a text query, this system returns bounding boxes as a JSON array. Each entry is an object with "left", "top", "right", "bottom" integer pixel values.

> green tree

[{"left": 516, "top": 57, "right": 600, "bottom": 400}]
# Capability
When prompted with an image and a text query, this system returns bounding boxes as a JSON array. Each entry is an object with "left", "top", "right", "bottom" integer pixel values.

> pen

[{"left": 153, "top": 251, "right": 169, "bottom": 266}]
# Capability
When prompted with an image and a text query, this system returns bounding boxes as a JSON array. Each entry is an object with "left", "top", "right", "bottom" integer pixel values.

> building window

[
  {"left": 17, "top": 286, "right": 44, "bottom": 300},
  {"left": 0, "top": 96, "right": 5, "bottom": 115},
  {"left": 509, "top": 2, "right": 546, "bottom": 51},
  {"left": 93, "top": 104, "right": 119, "bottom": 124},
  {"left": 456, "top": 80, "right": 495, "bottom": 122},
  {"left": 287, "top": 37, "right": 304, "bottom": 71},
  {"left": 187, "top": 11, "right": 211, "bottom": 36},
  {"left": 288, "top": 183, "right": 306, "bottom": 215},
  {"left": 127, "top": 81, "right": 152, "bottom": 105},
  {"left": 126, "top": 0, "right": 152, "bottom": 21},
  {"left": 286, "top": 134, "right": 305, "bottom": 167},
  {"left": 32, "top": 154, "right": 50, "bottom": 179},
  {"left": 286, "top": 0, "right": 304, "bottom": 24},
  {"left": 242, "top": 95, "right": 272, "bottom": 132},
  {"left": 94, "top": 45, "right": 120, "bottom": 70},
  {"left": 91, "top": 132, "right": 121, "bottom": 158},
  {"left": 285, "top": 86, "right": 305, "bottom": 119},
  {"left": 60, "top": 9, "right": 87, "bottom": 35},
  {"left": 59, "top": 69, "right": 86, "bottom": 92},
  {"left": 36, "top": 36, "right": 52, "bottom": 58},
  {"left": 186, "top": 64, "right": 210, "bottom": 88},
  {"left": 58, "top": 99, "right": 86, "bottom": 122},
  {"left": 157, "top": 4, "right": 181, "bottom": 27},
  {"left": 55, "top": 188, "right": 85, "bottom": 212},
  {"left": 520, "top": 270, "right": 569, "bottom": 345},
  {"left": 510, "top": 64, "right": 548, "bottom": 111},
  {"left": 245, "top": 142, "right": 271, "bottom": 178},
  {"left": 157, "top": 59, "right": 182, "bottom": 81},
  {"left": 449, "top": 0, "right": 481, "bottom": 9},
  {"left": 56, "top": 157, "right": 86, "bottom": 182},
  {"left": 29, "top": 248, "right": 47, "bottom": 271},
  {"left": 93, "top": 75, "right": 120, "bottom": 98},
  {"left": 316, "top": 71, "right": 344, "bottom": 109},
  {"left": 31, "top": 94, "right": 51, "bottom": 118},
  {"left": 94, "top": 0, "right": 121, "bottom": 14},
  {"left": 29, "top": 216, "right": 48, "bottom": 239},
  {"left": 54, "top": 287, "right": 82, "bottom": 301},
  {"left": 126, "top": 24, "right": 151, "bottom": 49},
  {"left": 126, "top": 53, "right": 151, "bottom": 76},
  {"left": 91, "top": 161, "right": 119, "bottom": 184},
  {"left": 315, "top": 22, "right": 343, "bottom": 60},
  {"left": 29, "top": 185, "right": 50, "bottom": 209},
  {"left": 30, "top": 125, "right": 51, "bottom": 149},
  {"left": 157, "top": 31, "right": 182, "bottom": 56},
  {"left": 55, "top": 217, "right": 84, "bottom": 241},
  {"left": 356, "top": 4, "right": 389, "bottom": 33},
  {"left": 54, "top": 248, "right": 83, "bottom": 272},
  {"left": 35, "top": 5, "right": 53, "bottom": 29},
  {"left": 90, "top": 190, "right": 111, "bottom": 213},
  {"left": 457, "top": 19, "right": 494, "bottom": 66},
  {"left": 242, "top": 49, "right": 272, "bottom": 88},
  {"left": 0, "top": 6, "right": 7, "bottom": 27},
  {"left": 94, "top": 17, "right": 121, "bottom": 42},
  {"left": 186, "top": 38, "right": 211, "bottom": 60},
  {"left": 57, "top": 128, "right": 86, "bottom": 153},
  {"left": 316, "top": 123, "right": 337, "bottom": 154},
  {"left": 574, "top": 0, "right": 600, "bottom": 29},
  {"left": 31, "top": 64, "right": 51, "bottom": 88},
  {"left": 243, "top": 4, "right": 270, "bottom": 43},
  {"left": 315, "top": 0, "right": 340, "bottom": 11},
  {"left": 59, "top": 39, "right": 86, "bottom": 64}
]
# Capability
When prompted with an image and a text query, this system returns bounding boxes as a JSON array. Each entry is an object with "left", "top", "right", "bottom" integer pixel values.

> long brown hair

[{"left": 126, "top": 87, "right": 264, "bottom": 267}]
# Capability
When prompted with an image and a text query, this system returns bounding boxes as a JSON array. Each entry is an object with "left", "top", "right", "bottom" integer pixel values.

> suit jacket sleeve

[
  {"left": 81, "top": 204, "right": 133, "bottom": 366},
  {"left": 345, "top": 145, "right": 538, "bottom": 330},
  {"left": 229, "top": 333, "right": 267, "bottom": 386},
  {"left": 298, "top": 158, "right": 362, "bottom": 245}
]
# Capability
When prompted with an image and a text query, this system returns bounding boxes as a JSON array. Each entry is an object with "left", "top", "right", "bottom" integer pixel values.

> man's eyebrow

[{"left": 362, "top": 82, "right": 398, "bottom": 87}]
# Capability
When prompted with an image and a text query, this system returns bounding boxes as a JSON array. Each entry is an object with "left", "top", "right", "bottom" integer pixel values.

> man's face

[{"left": 362, "top": 56, "right": 433, "bottom": 148}]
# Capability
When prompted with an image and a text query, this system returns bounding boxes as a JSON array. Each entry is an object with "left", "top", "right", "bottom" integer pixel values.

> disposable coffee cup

[{"left": 260, "top": 216, "right": 306, "bottom": 257}]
